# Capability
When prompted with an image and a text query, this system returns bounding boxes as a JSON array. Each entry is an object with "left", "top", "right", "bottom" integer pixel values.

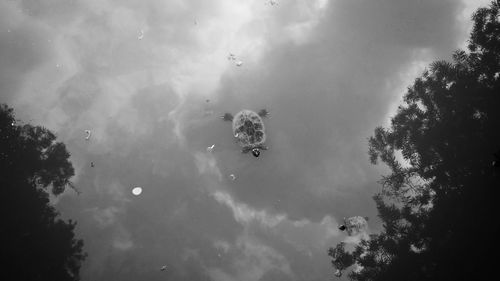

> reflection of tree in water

[
  {"left": 0, "top": 104, "right": 86, "bottom": 281},
  {"left": 327, "top": 3, "right": 500, "bottom": 280}
]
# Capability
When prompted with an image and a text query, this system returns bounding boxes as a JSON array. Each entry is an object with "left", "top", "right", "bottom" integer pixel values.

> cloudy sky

[{"left": 0, "top": 0, "right": 491, "bottom": 280}]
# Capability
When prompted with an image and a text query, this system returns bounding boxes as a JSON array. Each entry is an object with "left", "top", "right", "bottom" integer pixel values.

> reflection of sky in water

[{"left": 0, "top": 0, "right": 489, "bottom": 280}]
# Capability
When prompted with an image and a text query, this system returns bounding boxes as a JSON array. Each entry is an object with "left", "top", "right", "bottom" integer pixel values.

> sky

[{"left": 0, "top": 0, "right": 492, "bottom": 280}]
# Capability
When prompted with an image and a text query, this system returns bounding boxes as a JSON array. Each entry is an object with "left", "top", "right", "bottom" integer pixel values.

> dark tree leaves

[
  {"left": 328, "top": 242, "right": 355, "bottom": 273},
  {"left": 0, "top": 104, "right": 86, "bottom": 281},
  {"left": 329, "top": 1, "right": 500, "bottom": 280}
]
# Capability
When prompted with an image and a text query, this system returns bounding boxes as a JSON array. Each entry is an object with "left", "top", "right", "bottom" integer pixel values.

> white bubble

[
  {"left": 132, "top": 187, "right": 143, "bottom": 195},
  {"left": 138, "top": 30, "right": 144, "bottom": 40},
  {"left": 229, "top": 174, "right": 236, "bottom": 181},
  {"left": 235, "top": 60, "right": 243, "bottom": 67}
]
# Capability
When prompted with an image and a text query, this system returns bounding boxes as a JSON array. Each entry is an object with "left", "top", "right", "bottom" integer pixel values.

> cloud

[
  {"left": 213, "top": 240, "right": 231, "bottom": 254},
  {"left": 214, "top": 190, "right": 286, "bottom": 227},
  {"left": 206, "top": 234, "right": 293, "bottom": 281},
  {"left": 88, "top": 206, "right": 122, "bottom": 228},
  {"left": 194, "top": 151, "right": 224, "bottom": 181},
  {"left": 112, "top": 226, "right": 134, "bottom": 251},
  {"left": 283, "top": 0, "right": 329, "bottom": 45},
  {"left": 213, "top": 190, "right": 341, "bottom": 255}
]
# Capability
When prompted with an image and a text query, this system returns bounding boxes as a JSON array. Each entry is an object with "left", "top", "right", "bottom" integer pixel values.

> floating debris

[
  {"left": 493, "top": 150, "right": 500, "bottom": 167},
  {"left": 206, "top": 144, "right": 215, "bottom": 153},
  {"left": 132, "top": 187, "right": 143, "bottom": 196},
  {"left": 334, "top": 269, "right": 342, "bottom": 277},
  {"left": 90, "top": 162, "right": 95, "bottom": 168},
  {"left": 85, "top": 130, "right": 91, "bottom": 140},
  {"left": 227, "top": 53, "right": 243, "bottom": 66},
  {"left": 160, "top": 265, "right": 167, "bottom": 271},
  {"left": 229, "top": 174, "right": 236, "bottom": 181},
  {"left": 138, "top": 29, "right": 144, "bottom": 40}
]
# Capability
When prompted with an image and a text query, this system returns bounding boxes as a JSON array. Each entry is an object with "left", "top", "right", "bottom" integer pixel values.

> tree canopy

[
  {"left": 329, "top": 1, "right": 500, "bottom": 280},
  {"left": 0, "top": 104, "right": 86, "bottom": 281}
]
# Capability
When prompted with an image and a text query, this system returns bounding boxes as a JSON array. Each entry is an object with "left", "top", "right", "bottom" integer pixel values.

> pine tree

[
  {"left": 0, "top": 104, "right": 86, "bottom": 281},
  {"left": 328, "top": 2, "right": 500, "bottom": 280}
]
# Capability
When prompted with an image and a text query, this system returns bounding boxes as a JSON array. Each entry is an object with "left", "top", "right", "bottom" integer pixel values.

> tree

[
  {"left": 328, "top": 2, "right": 500, "bottom": 280},
  {"left": 0, "top": 104, "right": 86, "bottom": 281},
  {"left": 328, "top": 242, "right": 355, "bottom": 277}
]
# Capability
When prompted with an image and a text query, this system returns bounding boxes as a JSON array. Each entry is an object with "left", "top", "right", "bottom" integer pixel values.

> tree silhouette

[
  {"left": 0, "top": 104, "right": 86, "bottom": 281},
  {"left": 328, "top": 242, "right": 355, "bottom": 277},
  {"left": 329, "top": 1, "right": 500, "bottom": 280}
]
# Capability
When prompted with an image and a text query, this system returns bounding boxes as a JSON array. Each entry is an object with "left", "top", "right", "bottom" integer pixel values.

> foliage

[
  {"left": 328, "top": 1, "right": 500, "bottom": 280},
  {"left": 0, "top": 104, "right": 86, "bottom": 281},
  {"left": 329, "top": 242, "right": 355, "bottom": 272}
]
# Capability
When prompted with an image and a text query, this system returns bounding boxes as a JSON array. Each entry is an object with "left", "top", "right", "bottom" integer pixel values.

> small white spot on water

[{"left": 132, "top": 187, "right": 143, "bottom": 196}]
